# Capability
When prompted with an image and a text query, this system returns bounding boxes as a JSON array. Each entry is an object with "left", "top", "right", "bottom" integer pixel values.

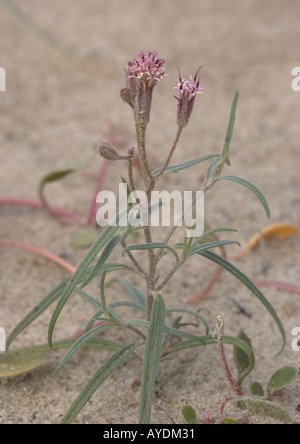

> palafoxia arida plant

[{"left": 6, "top": 50, "right": 285, "bottom": 424}]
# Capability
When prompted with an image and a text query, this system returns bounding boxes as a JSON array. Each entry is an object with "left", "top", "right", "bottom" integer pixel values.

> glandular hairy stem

[{"left": 155, "top": 125, "right": 183, "bottom": 181}]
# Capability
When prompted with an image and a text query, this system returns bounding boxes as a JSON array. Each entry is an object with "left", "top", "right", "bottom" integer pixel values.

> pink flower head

[
  {"left": 126, "top": 50, "right": 165, "bottom": 90},
  {"left": 122, "top": 50, "right": 165, "bottom": 125},
  {"left": 174, "top": 67, "right": 203, "bottom": 127}
]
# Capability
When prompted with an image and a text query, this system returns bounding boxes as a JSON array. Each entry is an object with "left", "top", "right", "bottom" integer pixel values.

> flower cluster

[
  {"left": 121, "top": 50, "right": 166, "bottom": 125},
  {"left": 126, "top": 50, "right": 165, "bottom": 90},
  {"left": 121, "top": 50, "right": 202, "bottom": 130}
]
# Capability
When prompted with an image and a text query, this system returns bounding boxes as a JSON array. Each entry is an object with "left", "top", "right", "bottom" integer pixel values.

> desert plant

[{"left": 4, "top": 50, "right": 286, "bottom": 424}]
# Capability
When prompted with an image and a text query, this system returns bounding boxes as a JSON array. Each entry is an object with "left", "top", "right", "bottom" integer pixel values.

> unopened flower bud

[
  {"left": 174, "top": 67, "right": 203, "bottom": 128},
  {"left": 120, "top": 87, "right": 134, "bottom": 108},
  {"left": 97, "top": 142, "right": 119, "bottom": 161}
]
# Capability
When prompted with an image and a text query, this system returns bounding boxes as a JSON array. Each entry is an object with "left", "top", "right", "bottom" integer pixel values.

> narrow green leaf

[
  {"left": 199, "top": 250, "right": 285, "bottom": 354},
  {"left": 193, "top": 227, "right": 238, "bottom": 246},
  {"left": 131, "top": 319, "right": 207, "bottom": 345},
  {"left": 161, "top": 316, "right": 182, "bottom": 352},
  {"left": 167, "top": 334, "right": 255, "bottom": 379},
  {"left": 122, "top": 242, "right": 179, "bottom": 263},
  {"left": 74, "top": 288, "right": 103, "bottom": 310},
  {"left": 152, "top": 154, "right": 219, "bottom": 176},
  {"left": 48, "top": 209, "right": 128, "bottom": 348},
  {"left": 181, "top": 405, "right": 200, "bottom": 424},
  {"left": 249, "top": 382, "right": 264, "bottom": 397},
  {"left": 40, "top": 161, "right": 89, "bottom": 187},
  {"left": 6, "top": 279, "right": 67, "bottom": 350},
  {"left": 189, "top": 240, "right": 240, "bottom": 256},
  {"left": 100, "top": 271, "right": 107, "bottom": 312},
  {"left": 138, "top": 294, "right": 166, "bottom": 424},
  {"left": 55, "top": 323, "right": 114, "bottom": 373},
  {"left": 121, "top": 176, "right": 131, "bottom": 199},
  {"left": 214, "top": 175, "right": 270, "bottom": 218},
  {"left": 51, "top": 337, "right": 121, "bottom": 352},
  {"left": 61, "top": 343, "right": 136, "bottom": 424},
  {"left": 267, "top": 366, "right": 299, "bottom": 392},
  {"left": 6, "top": 262, "right": 128, "bottom": 350},
  {"left": 80, "top": 234, "right": 122, "bottom": 288},
  {"left": 205, "top": 157, "right": 220, "bottom": 183},
  {"left": 118, "top": 278, "right": 146, "bottom": 310},
  {"left": 221, "top": 90, "right": 239, "bottom": 160}
]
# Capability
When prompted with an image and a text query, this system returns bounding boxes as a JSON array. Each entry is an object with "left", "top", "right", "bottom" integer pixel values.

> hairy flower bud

[
  {"left": 174, "top": 67, "right": 203, "bottom": 128},
  {"left": 120, "top": 87, "right": 134, "bottom": 108},
  {"left": 97, "top": 142, "right": 119, "bottom": 161}
]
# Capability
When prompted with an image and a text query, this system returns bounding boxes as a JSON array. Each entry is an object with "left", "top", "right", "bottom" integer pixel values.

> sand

[{"left": 0, "top": 0, "right": 299, "bottom": 424}]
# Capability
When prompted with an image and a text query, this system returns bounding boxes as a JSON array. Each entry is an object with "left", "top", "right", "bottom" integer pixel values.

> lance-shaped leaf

[
  {"left": 192, "top": 227, "right": 238, "bottom": 246},
  {"left": 6, "top": 262, "right": 126, "bottom": 350},
  {"left": 118, "top": 278, "right": 146, "bottom": 310},
  {"left": 220, "top": 91, "right": 239, "bottom": 162},
  {"left": 48, "top": 209, "right": 129, "bottom": 348},
  {"left": 39, "top": 161, "right": 89, "bottom": 215},
  {"left": 80, "top": 234, "right": 122, "bottom": 288},
  {"left": 152, "top": 154, "right": 219, "bottom": 176},
  {"left": 189, "top": 240, "right": 240, "bottom": 256},
  {"left": 61, "top": 343, "right": 136, "bottom": 424},
  {"left": 213, "top": 175, "right": 270, "bottom": 218},
  {"left": 199, "top": 250, "right": 285, "bottom": 354},
  {"left": 138, "top": 294, "right": 166, "bottom": 424},
  {"left": 54, "top": 323, "right": 115, "bottom": 373},
  {"left": 130, "top": 319, "right": 207, "bottom": 345},
  {"left": 39, "top": 161, "right": 89, "bottom": 188}
]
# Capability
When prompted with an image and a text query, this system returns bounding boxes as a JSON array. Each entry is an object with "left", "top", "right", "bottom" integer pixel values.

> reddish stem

[
  {"left": 252, "top": 279, "right": 300, "bottom": 294},
  {"left": 219, "top": 396, "right": 234, "bottom": 416},
  {"left": 216, "top": 316, "right": 243, "bottom": 397},
  {"left": 0, "top": 240, "right": 76, "bottom": 274},
  {"left": 0, "top": 196, "right": 79, "bottom": 223},
  {"left": 86, "top": 159, "right": 108, "bottom": 226}
]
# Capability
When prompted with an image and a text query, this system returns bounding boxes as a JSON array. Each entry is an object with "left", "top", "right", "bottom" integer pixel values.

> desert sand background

[{"left": 0, "top": 0, "right": 299, "bottom": 424}]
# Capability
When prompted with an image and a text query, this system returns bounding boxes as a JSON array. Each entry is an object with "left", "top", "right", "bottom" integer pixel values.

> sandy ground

[{"left": 0, "top": 0, "right": 300, "bottom": 424}]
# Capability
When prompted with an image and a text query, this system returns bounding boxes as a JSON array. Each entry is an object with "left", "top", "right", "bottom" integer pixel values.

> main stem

[{"left": 135, "top": 120, "right": 157, "bottom": 320}]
